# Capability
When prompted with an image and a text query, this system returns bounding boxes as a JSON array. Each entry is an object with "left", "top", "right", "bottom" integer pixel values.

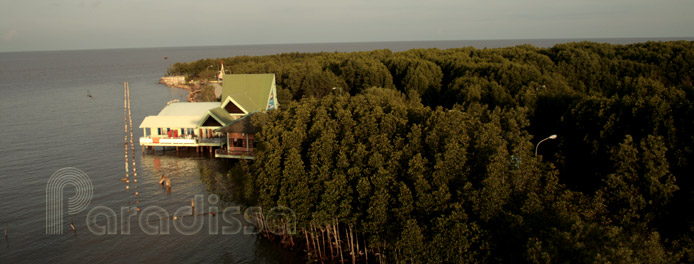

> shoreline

[
  {"left": 159, "top": 76, "right": 219, "bottom": 102},
  {"left": 5, "top": 37, "right": 694, "bottom": 53}
]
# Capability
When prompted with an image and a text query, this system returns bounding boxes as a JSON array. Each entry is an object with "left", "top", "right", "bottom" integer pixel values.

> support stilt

[{"left": 191, "top": 198, "right": 195, "bottom": 216}]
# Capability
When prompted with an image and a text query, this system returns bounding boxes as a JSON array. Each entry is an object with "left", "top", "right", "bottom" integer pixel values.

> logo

[
  {"left": 46, "top": 167, "right": 295, "bottom": 236},
  {"left": 46, "top": 167, "right": 93, "bottom": 234}
]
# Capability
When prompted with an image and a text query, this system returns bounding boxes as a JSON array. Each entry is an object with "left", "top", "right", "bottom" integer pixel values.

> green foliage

[
  {"left": 198, "top": 85, "right": 216, "bottom": 102},
  {"left": 180, "top": 41, "right": 694, "bottom": 263}
]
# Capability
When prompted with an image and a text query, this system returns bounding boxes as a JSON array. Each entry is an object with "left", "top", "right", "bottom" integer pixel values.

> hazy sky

[{"left": 1, "top": 0, "right": 692, "bottom": 52}]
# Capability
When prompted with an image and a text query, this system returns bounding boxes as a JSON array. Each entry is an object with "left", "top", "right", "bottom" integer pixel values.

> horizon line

[{"left": 2, "top": 36, "right": 693, "bottom": 54}]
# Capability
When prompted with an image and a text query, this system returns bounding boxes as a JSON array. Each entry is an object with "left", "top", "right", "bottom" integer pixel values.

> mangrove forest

[{"left": 172, "top": 41, "right": 694, "bottom": 263}]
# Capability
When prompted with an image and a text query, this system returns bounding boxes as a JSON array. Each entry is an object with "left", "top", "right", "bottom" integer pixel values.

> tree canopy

[{"left": 177, "top": 41, "right": 694, "bottom": 263}]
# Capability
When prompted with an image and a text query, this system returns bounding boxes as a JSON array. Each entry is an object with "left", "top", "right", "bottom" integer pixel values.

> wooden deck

[
  {"left": 139, "top": 136, "right": 224, "bottom": 147},
  {"left": 215, "top": 148, "right": 255, "bottom": 159}
]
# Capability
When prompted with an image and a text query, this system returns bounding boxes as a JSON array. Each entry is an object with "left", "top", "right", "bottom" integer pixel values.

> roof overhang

[
  {"left": 221, "top": 96, "right": 249, "bottom": 114},
  {"left": 139, "top": 116, "right": 203, "bottom": 128},
  {"left": 196, "top": 107, "right": 237, "bottom": 128},
  {"left": 215, "top": 113, "right": 257, "bottom": 134}
]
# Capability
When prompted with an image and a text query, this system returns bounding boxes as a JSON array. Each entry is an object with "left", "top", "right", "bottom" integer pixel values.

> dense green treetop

[{"left": 182, "top": 41, "right": 694, "bottom": 263}]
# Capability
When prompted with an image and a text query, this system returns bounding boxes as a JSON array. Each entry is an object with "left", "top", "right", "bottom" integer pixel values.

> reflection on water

[
  {"left": 9, "top": 40, "right": 674, "bottom": 261},
  {"left": 0, "top": 42, "right": 305, "bottom": 262},
  {"left": 140, "top": 151, "right": 223, "bottom": 195},
  {"left": 139, "top": 152, "right": 302, "bottom": 263}
]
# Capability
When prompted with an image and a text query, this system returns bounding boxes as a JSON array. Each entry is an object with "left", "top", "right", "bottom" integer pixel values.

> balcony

[
  {"left": 215, "top": 148, "right": 255, "bottom": 159},
  {"left": 139, "top": 136, "right": 224, "bottom": 147}
]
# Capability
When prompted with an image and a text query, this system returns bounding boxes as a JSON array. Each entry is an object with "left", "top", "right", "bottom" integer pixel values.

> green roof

[
  {"left": 215, "top": 113, "right": 257, "bottom": 134},
  {"left": 221, "top": 74, "right": 275, "bottom": 113},
  {"left": 157, "top": 102, "right": 220, "bottom": 116},
  {"left": 208, "top": 107, "right": 236, "bottom": 126}
]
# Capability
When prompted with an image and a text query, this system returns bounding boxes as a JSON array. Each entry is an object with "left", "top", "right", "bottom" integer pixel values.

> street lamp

[
  {"left": 332, "top": 87, "right": 343, "bottom": 96},
  {"left": 535, "top": 134, "right": 557, "bottom": 157}
]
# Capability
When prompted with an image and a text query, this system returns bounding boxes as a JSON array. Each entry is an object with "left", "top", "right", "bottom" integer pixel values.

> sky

[{"left": 0, "top": 0, "right": 692, "bottom": 52}]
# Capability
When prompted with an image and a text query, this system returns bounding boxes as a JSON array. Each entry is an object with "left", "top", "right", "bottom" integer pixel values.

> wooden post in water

[
  {"left": 126, "top": 83, "right": 137, "bottom": 180},
  {"left": 123, "top": 82, "right": 130, "bottom": 179},
  {"left": 191, "top": 198, "right": 195, "bottom": 215},
  {"left": 123, "top": 82, "right": 140, "bottom": 212},
  {"left": 159, "top": 175, "right": 171, "bottom": 189},
  {"left": 70, "top": 218, "right": 76, "bottom": 233}
]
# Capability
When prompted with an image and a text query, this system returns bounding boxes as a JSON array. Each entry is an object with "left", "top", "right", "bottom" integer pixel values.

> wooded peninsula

[{"left": 168, "top": 41, "right": 694, "bottom": 263}]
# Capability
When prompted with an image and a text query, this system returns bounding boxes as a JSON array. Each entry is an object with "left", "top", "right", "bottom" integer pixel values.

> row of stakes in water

[{"left": 122, "top": 82, "right": 140, "bottom": 213}]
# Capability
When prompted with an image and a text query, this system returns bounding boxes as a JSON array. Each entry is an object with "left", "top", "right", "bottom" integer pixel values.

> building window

[{"left": 233, "top": 138, "right": 244, "bottom": 147}]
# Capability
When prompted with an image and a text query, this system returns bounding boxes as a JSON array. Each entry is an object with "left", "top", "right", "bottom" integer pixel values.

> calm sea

[{"left": 0, "top": 38, "right": 691, "bottom": 263}]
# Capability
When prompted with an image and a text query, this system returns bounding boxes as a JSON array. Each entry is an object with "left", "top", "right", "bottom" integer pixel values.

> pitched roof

[
  {"left": 215, "top": 113, "right": 257, "bottom": 134},
  {"left": 221, "top": 74, "right": 274, "bottom": 113},
  {"left": 208, "top": 107, "right": 236, "bottom": 126},
  {"left": 139, "top": 116, "right": 203, "bottom": 128},
  {"left": 222, "top": 96, "right": 248, "bottom": 114},
  {"left": 157, "top": 102, "right": 220, "bottom": 116},
  {"left": 197, "top": 107, "right": 239, "bottom": 128}
]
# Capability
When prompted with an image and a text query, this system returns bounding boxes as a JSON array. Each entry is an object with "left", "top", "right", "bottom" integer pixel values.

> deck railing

[
  {"left": 139, "top": 136, "right": 224, "bottom": 145},
  {"left": 198, "top": 137, "right": 225, "bottom": 143},
  {"left": 215, "top": 148, "right": 254, "bottom": 157}
]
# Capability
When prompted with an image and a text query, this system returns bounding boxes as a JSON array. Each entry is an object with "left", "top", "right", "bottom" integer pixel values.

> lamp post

[
  {"left": 535, "top": 134, "right": 557, "bottom": 157},
  {"left": 332, "top": 87, "right": 343, "bottom": 96}
]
